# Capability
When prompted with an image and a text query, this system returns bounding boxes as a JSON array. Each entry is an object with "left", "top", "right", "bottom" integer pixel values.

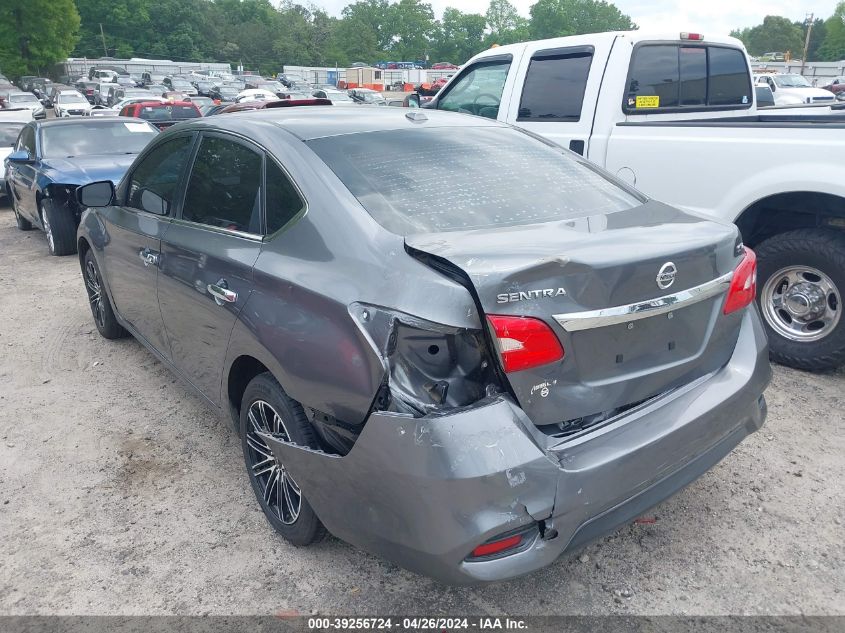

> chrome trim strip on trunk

[{"left": 553, "top": 271, "right": 734, "bottom": 332}]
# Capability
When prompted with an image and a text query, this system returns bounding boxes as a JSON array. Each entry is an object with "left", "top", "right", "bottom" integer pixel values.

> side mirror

[
  {"left": 404, "top": 93, "right": 421, "bottom": 108},
  {"left": 6, "top": 150, "right": 33, "bottom": 164},
  {"left": 140, "top": 189, "right": 168, "bottom": 215},
  {"left": 77, "top": 181, "right": 115, "bottom": 207}
]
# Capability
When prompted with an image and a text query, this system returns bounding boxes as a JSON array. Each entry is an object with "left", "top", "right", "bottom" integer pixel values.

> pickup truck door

[{"left": 502, "top": 36, "right": 616, "bottom": 157}]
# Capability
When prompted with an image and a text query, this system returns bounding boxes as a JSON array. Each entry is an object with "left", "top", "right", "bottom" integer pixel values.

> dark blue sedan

[{"left": 4, "top": 118, "right": 158, "bottom": 255}]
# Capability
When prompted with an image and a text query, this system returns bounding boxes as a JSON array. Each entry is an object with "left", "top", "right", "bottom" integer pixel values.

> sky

[{"left": 312, "top": 0, "right": 843, "bottom": 36}]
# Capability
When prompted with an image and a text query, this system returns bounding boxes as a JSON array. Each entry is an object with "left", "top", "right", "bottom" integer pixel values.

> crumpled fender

[{"left": 260, "top": 395, "right": 560, "bottom": 576}]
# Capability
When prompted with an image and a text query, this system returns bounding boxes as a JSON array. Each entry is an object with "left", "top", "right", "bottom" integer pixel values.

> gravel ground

[{"left": 0, "top": 200, "right": 842, "bottom": 616}]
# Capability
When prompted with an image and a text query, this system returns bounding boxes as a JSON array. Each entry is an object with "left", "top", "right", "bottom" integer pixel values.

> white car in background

[
  {"left": 2, "top": 92, "right": 46, "bottom": 119},
  {"left": 755, "top": 73, "right": 836, "bottom": 105},
  {"left": 0, "top": 111, "right": 32, "bottom": 197},
  {"left": 53, "top": 91, "right": 92, "bottom": 117},
  {"left": 311, "top": 88, "right": 356, "bottom": 105},
  {"left": 235, "top": 88, "right": 278, "bottom": 103}
]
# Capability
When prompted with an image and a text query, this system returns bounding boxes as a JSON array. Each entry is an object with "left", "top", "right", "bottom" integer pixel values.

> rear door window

[
  {"left": 181, "top": 135, "right": 263, "bottom": 234},
  {"left": 265, "top": 159, "right": 305, "bottom": 234},
  {"left": 436, "top": 57, "right": 511, "bottom": 120},
  {"left": 518, "top": 47, "right": 593, "bottom": 121},
  {"left": 625, "top": 44, "right": 752, "bottom": 112}
]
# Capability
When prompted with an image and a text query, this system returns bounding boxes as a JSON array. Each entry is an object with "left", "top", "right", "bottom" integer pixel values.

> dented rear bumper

[{"left": 262, "top": 308, "right": 771, "bottom": 585}]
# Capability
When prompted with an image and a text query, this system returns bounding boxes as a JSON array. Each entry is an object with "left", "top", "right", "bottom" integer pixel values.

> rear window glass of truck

[
  {"left": 308, "top": 127, "right": 642, "bottom": 235},
  {"left": 625, "top": 44, "right": 751, "bottom": 112}
]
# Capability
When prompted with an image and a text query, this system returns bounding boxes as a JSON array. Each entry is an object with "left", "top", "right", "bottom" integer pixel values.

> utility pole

[
  {"left": 801, "top": 13, "right": 813, "bottom": 74},
  {"left": 99, "top": 23, "right": 108, "bottom": 57}
]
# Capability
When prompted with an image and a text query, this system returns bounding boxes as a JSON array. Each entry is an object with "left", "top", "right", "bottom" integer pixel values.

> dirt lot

[{"left": 0, "top": 200, "right": 842, "bottom": 616}]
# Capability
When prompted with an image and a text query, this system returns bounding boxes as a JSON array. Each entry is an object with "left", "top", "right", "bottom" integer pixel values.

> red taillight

[
  {"left": 470, "top": 534, "right": 523, "bottom": 558},
  {"left": 681, "top": 32, "right": 704, "bottom": 41},
  {"left": 723, "top": 246, "right": 757, "bottom": 315},
  {"left": 487, "top": 315, "right": 564, "bottom": 373}
]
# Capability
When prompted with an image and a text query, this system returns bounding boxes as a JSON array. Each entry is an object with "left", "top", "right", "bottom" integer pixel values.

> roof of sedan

[{"left": 184, "top": 106, "right": 505, "bottom": 140}]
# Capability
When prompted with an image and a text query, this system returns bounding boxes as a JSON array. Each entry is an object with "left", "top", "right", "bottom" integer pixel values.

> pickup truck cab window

[
  {"left": 624, "top": 43, "right": 751, "bottom": 113},
  {"left": 181, "top": 135, "right": 263, "bottom": 234},
  {"left": 436, "top": 57, "right": 512, "bottom": 119},
  {"left": 517, "top": 47, "right": 593, "bottom": 121},
  {"left": 127, "top": 135, "right": 194, "bottom": 215}
]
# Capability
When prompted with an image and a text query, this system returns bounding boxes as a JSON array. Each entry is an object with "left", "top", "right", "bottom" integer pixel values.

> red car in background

[
  {"left": 118, "top": 101, "right": 201, "bottom": 129},
  {"left": 821, "top": 76, "right": 845, "bottom": 96}
]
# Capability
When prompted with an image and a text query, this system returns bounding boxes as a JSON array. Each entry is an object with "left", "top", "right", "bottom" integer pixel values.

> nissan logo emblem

[{"left": 656, "top": 262, "right": 677, "bottom": 290}]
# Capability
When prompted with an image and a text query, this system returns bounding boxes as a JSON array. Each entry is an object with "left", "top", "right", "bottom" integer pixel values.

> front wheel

[
  {"left": 83, "top": 249, "right": 127, "bottom": 340},
  {"left": 240, "top": 373, "right": 326, "bottom": 546},
  {"left": 756, "top": 229, "right": 845, "bottom": 371},
  {"left": 40, "top": 199, "right": 77, "bottom": 256}
]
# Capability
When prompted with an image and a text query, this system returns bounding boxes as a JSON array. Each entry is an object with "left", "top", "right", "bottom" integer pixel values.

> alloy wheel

[
  {"left": 245, "top": 400, "right": 302, "bottom": 525},
  {"left": 761, "top": 265, "right": 841, "bottom": 342},
  {"left": 84, "top": 259, "right": 107, "bottom": 329}
]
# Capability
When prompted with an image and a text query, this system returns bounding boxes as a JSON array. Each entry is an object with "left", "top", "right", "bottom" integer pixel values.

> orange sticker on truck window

[{"left": 635, "top": 96, "right": 660, "bottom": 108}]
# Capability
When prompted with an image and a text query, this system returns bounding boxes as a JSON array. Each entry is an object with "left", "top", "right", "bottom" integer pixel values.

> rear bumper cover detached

[{"left": 263, "top": 308, "right": 771, "bottom": 585}]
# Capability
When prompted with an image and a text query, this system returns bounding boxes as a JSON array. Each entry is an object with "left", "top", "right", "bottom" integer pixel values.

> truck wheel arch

[{"left": 735, "top": 191, "right": 845, "bottom": 247}]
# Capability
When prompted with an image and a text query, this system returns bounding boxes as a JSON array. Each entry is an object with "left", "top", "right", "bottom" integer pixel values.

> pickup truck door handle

[
  {"left": 208, "top": 279, "right": 237, "bottom": 305},
  {"left": 139, "top": 248, "right": 160, "bottom": 267}
]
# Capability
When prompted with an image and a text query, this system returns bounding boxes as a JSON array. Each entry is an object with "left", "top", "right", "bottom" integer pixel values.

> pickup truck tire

[
  {"left": 83, "top": 250, "right": 127, "bottom": 340},
  {"left": 240, "top": 373, "right": 327, "bottom": 546},
  {"left": 40, "top": 199, "right": 77, "bottom": 256},
  {"left": 11, "top": 196, "right": 32, "bottom": 231},
  {"left": 756, "top": 229, "right": 845, "bottom": 371}
]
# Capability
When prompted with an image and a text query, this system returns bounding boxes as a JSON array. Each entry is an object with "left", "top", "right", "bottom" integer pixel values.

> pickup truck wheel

[
  {"left": 11, "top": 196, "right": 32, "bottom": 231},
  {"left": 240, "top": 373, "right": 327, "bottom": 546},
  {"left": 82, "top": 250, "right": 127, "bottom": 340},
  {"left": 756, "top": 229, "right": 845, "bottom": 371},
  {"left": 40, "top": 199, "right": 77, "bottom": 256}
]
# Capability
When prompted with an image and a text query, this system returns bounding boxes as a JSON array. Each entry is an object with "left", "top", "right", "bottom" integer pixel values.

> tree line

[
  {"left": 1, "top": 0, "right": 636, "bottom": 77},
  {"left": 731, "top": 3, "right": 845, "bottom": 62},
  {"left": 8, "top": 0, "right": 845, "bottom": 81}
]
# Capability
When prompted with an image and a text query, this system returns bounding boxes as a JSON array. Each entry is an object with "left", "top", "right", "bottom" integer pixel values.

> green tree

[
  {"left": 529, "top": 0, "right": 636, "bottom": 40},
  {"left": 431, "top": 7, "right": 486, "bottom": 64},
  {"left": 818, "top": 3, "right": 845, "bottom": 61},
  {"left": 0, "top": 0, "right": 80, "bottom": 77},
  {"left": 390, "top": 0, "right": 436, "bottom": 61},
  {"left": 742, "top": 16, "right": 804, "bottom": 58},
  {"left": 484, "top": 0, "right": 529, "bottom": 46}
]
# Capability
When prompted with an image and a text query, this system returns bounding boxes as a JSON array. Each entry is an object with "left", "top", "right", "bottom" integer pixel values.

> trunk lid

[{"left": 406, "top": 201, "right": 743, "bottom": 433}]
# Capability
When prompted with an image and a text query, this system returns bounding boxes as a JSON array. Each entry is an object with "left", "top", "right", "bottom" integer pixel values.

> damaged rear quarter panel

[{"left": 260, "top": 396, "right": 561, "bottom": 577}]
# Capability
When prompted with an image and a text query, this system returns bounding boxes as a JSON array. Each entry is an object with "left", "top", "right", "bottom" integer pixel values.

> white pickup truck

[{"left": 423, "top": 30, "right": 845, "bottom": 371}]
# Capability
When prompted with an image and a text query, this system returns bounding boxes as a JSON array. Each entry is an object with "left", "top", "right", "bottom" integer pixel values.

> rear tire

[
  {"left": 40, "top": 199, "right": 77, "bottom": 256},
  {"left": 11, "top": 195, "right": 32, "bottom": 230},
  {"left": 756, "top": 229, "right": 845, "bottom": 371},
  {"left": 240, "top": 373, "right": 327, "bottom": 546}
]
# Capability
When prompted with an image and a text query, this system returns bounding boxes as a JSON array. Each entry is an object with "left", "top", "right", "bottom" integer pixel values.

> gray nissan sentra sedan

[{"left": 75, "top": 107, "right": 771, "bottom": 585}]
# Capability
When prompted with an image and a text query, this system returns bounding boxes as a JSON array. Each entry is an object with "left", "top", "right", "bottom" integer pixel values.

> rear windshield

[
  {"left": 41, "top": 121, "right": 158, "bottom": 158},
  {"left": 307, "top": 127, "right": 642, "bottom": 234},
  {"left": 9, "top": 94, "right": 38, "bottom": 103},
  {"left": 136, "top": 104, "right": 200, "bottom": 121}
]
